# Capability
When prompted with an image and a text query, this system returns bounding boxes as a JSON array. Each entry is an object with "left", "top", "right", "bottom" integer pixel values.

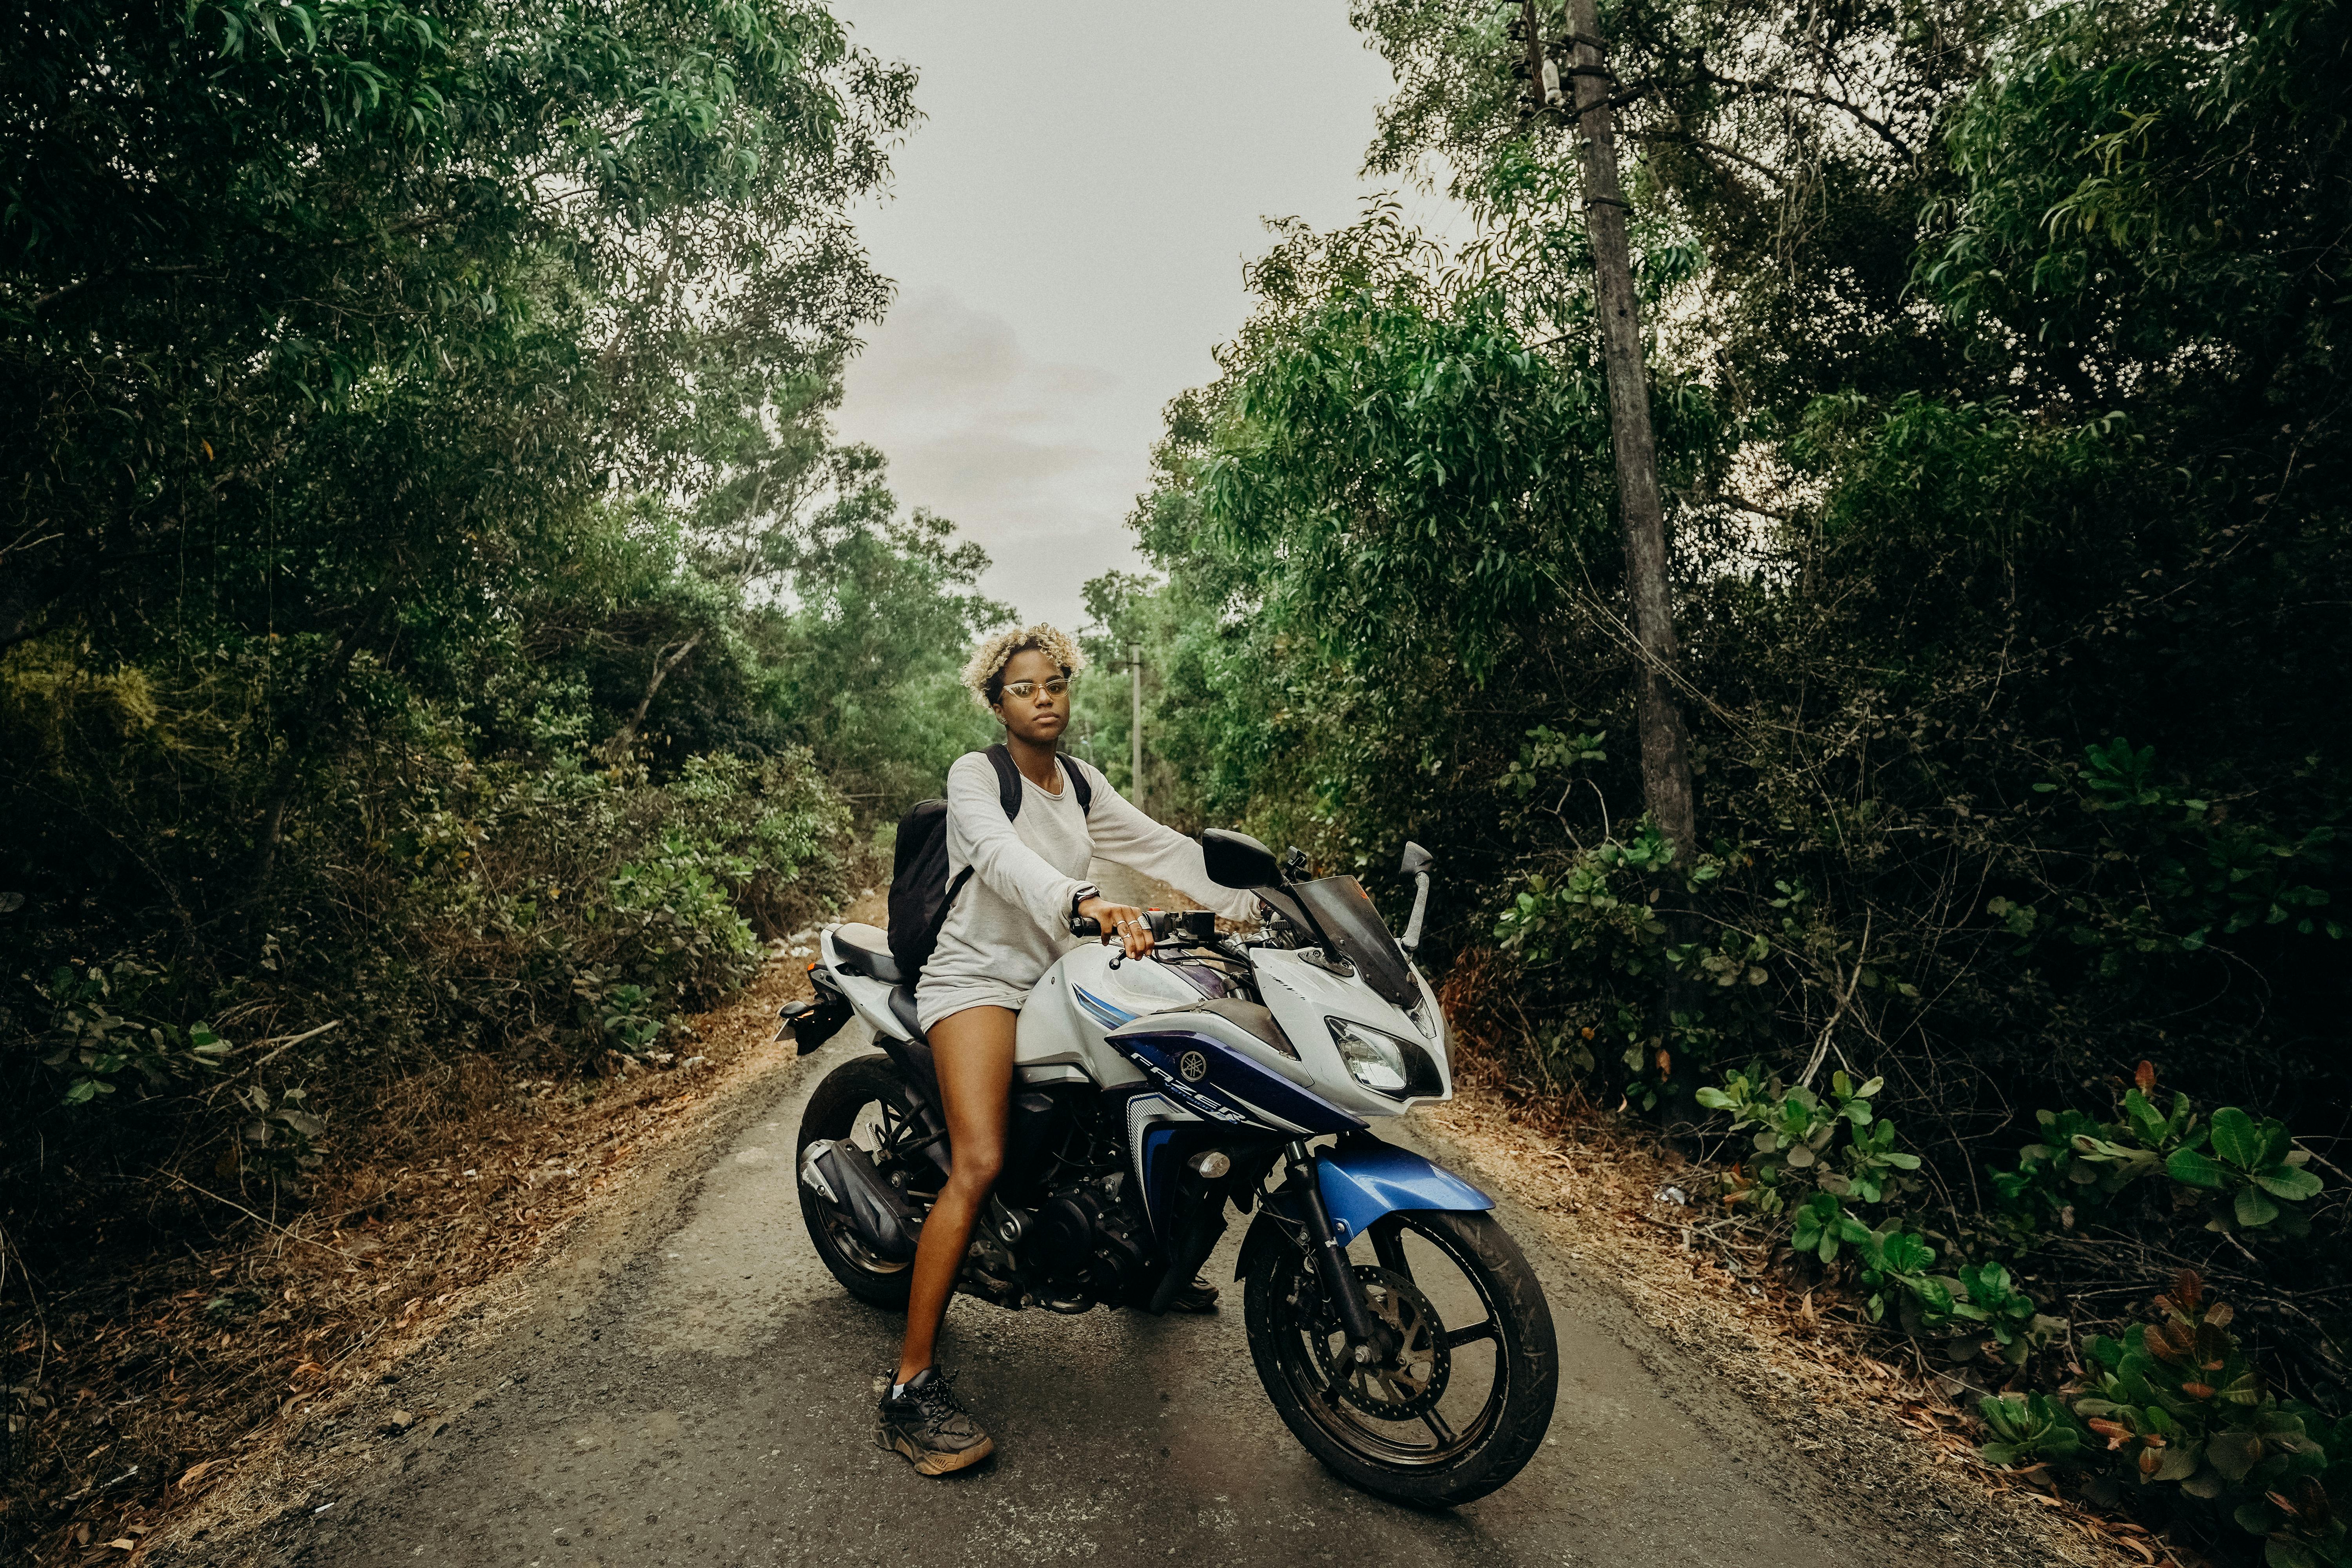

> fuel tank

[{"left": 1012, "top": 942, "right": 1176, "bottom": 1087}]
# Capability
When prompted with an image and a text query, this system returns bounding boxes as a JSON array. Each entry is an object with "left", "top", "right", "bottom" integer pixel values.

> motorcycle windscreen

[{"left": 1290, "top": 876, "right": 1418, "bottom": 1007}]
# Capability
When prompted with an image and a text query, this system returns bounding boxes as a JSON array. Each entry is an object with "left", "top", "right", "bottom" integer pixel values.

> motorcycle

[{"left": 778, "top": 828, "right": 1558, "bottom": 1506}]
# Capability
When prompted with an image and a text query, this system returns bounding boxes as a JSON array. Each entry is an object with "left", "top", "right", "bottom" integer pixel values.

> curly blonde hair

[{"left": 961, "top": 623, "right": 1088, "bottom": 713}]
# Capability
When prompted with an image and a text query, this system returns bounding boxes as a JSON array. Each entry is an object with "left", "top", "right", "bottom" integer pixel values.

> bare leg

[{"left": 894, "top": 1005, "right": 1014, "bottom": 1386}]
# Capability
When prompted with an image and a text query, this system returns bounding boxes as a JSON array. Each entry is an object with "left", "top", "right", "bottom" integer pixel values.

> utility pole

[
  {"left": 1529, "top": 0, "right": 1698, "bottom": 862},
  {"left": 1128, "top": 641, "right": 1145, "bottom": 815}
]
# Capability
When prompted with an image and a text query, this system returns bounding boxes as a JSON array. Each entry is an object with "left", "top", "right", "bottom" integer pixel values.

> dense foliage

[
  {"left": 1112, "top": 0, "right": 2348, "bottom": 1548},
  {"left": 0, "top": 0, "right": 1005, "bottom": 1277}
]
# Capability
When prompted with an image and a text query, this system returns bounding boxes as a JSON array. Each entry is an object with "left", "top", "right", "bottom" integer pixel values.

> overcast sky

[{"left": 827, "top": 0, "right": 1456, "bottom": 630}]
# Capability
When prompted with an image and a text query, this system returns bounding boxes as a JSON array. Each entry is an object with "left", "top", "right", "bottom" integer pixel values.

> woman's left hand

[{"left": 1076, "top": 896, "right": 1154, "bottom": 960}]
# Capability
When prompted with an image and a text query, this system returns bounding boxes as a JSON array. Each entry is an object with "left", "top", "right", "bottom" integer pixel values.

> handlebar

[{"left": 1067, "top": 908, "right": 1217, "bottom": 941}]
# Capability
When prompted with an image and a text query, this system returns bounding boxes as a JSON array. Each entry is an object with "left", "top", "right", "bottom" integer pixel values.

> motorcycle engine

[{"left": 1031, "top": 1176, "right": 1148, "bottom": 1304}]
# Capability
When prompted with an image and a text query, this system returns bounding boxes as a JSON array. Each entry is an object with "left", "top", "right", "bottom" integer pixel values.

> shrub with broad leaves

[
  {"left": 2166, "top": 1108, "right": 2326, "bottom": 1239},
  {"left": 36, "top": 960, "right": 231, "bottom": 1105},
  {"left": 1995, "top": 1063, "right": 2326, "bottom": 1240},
  {"left": 1700, "top": 1065, "right": 1922, "bottom": 1216},
  {"left": 1697, "top": 1062, "right": 2066, "bottom": 1366},
  {"left": 1981, "top": 1272, "right": 2349, "bottom": 1567}
]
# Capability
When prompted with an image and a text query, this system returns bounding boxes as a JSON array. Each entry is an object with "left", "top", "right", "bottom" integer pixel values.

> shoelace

[{"left": 900, "top": 1372, "right": 964, "bottom": 1421}]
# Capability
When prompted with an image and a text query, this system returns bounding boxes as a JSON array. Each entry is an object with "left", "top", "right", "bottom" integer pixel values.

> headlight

[{"left": 1327, "top": 1017, "right": 1443, "bottom": 1099}]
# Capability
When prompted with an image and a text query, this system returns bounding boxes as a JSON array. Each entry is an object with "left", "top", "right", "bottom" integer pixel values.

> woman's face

[{"left": 993, "top": 647, "right": 1071, "bottom": 745}]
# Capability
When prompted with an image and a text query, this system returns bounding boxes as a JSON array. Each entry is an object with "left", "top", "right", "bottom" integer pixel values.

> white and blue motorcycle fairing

[{"left": 785, "top": 829, "right": 1555, "bottom": 1509}]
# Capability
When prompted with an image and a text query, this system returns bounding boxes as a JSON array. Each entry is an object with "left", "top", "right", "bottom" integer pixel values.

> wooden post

[
  {"left": 1548, "top": 0, "right": 1699, "bottom": 862},
  {"left": 1129, "top": 641, "right": 1145, "bottom": 813}
]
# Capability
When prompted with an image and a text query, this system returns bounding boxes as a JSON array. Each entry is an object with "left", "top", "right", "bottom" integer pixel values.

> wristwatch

[{"left": 1068, "top": 883, "right": 1100, "bottom": 920}]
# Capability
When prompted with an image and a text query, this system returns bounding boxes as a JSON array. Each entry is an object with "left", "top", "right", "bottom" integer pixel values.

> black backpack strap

[
  {"left": 984, "top": 742, "right": 1024, "bottom": 821},
  {"left": 984, "top": 743, "right": 1093, "bottom": 816},
  {"left": 978, "top": 748, "right": 1087, "bottom": 822}
]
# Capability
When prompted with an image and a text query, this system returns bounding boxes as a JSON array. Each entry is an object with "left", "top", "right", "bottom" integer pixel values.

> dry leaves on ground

[{"left": 3, "top": 903, "right": 868, "bottom": 1566}]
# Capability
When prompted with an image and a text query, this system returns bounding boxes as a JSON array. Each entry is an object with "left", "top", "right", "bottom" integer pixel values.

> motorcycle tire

[
  {"left": 1243, "top": 1208, "right": 1557, "bottom": 1508},
  {"left": 796, "top": 1052, "right": 922, "bottom": 1311}
]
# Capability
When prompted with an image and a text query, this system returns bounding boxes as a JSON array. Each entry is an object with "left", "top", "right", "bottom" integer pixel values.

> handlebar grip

[{"left": 1070, "top": 909, "right": 1198, "bottom": 940}]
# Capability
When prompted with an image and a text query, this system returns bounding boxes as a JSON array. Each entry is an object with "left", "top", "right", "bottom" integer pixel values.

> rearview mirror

[
  {"left": 1201, "top": 828, "right": 1282, "bottom": 889},
  {"left": 1399, "top": 840, "right": 1432, "bottom": 876}
]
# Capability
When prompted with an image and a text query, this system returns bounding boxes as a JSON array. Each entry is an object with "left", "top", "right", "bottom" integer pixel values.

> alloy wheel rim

[{"left": 1272, "top": 1215, "right": 1508, "bottom": 1467}]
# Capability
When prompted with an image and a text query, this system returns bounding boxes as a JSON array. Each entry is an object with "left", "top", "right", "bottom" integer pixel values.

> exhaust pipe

[{"left": 799, "top": 1140, "right": 922, "bottom": 1261}]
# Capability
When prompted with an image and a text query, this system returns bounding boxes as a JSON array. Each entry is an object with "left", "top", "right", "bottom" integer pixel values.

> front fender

[
  {"left": 1317, "top": 1140, "right": 1492, "bottom": 1243},
  {"left": 1231, "top": 1141, "right": 1495, "bottom": 1280}
]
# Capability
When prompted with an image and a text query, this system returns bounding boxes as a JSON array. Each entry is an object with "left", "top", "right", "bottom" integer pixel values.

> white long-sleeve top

[{"left": 913, "top": 750, "right": 1256, "bottom": 1031}]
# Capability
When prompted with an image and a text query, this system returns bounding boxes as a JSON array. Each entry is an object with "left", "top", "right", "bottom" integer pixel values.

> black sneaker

[
  {"left": 877, "top": 1367, "right": 995, "bottom": 1475},
  {"left": 1167, "top": 1273, "right": 1220, "bottom": 1313}
]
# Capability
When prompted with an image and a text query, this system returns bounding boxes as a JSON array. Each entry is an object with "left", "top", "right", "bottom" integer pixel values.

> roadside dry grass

[{"left": 2, "top": 895, "right": 878, "bottom": 1566}]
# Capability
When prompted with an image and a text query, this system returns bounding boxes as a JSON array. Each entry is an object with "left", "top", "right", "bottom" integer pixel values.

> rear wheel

[
  {"left": 1243, "top": 1208, "right": 1557, "bottom": 1508},
  {"left": 796, "top": 1053, "right": 933, "bottom": 1310}
]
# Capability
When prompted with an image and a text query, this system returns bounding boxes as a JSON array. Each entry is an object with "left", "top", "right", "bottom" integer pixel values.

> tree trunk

[
  {"left": 1554, "top": 0, "right": 1700, "bottom": 863},
  {"left": 244, "top": 588, "right": 397, "bottom": 941},
  {"left": 604, "top": 632, "right": 704, "bottom": 763}
]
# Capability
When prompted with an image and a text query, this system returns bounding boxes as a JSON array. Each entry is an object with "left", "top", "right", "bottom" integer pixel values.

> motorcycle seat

[
  {"left": 886, "top": 983, "right": 929, "bottom": 1045},
  {"left": 832, "top": 921, "right": 904, "bottom": 985}
]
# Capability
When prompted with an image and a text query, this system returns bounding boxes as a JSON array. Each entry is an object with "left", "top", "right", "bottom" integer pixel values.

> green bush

[
  {"left": 1699, "top": 1065, "right": 1923, "bottom": 1214},
  {"left": 1993, "top": 1065, "right": 2327, "bottom": 1240},
  {"left": 1981, "top": 1271, "right": 2351, "bottom": 1567},
  {"left": 33, "top": 960, "right": 232, "bottom": 1107},
  {"left": 1688, "top": 1050, "right": 2338, "bottom": 1526},
  {"left": 8, "top": 730, "right": 861, "bottom": 1187},
  {"left": 1693, "top": 1060, "right": 2068, "bottom": 1362}
]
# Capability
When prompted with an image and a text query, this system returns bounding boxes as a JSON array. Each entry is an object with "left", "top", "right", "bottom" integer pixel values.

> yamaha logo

[{"left": 1177, "top": 1050, "right": 1209, "bottom": 1083}]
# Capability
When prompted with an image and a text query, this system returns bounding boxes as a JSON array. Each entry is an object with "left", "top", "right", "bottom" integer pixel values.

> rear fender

[{"left": 778, "top": 983, "right": 853, "bottom": 1055}]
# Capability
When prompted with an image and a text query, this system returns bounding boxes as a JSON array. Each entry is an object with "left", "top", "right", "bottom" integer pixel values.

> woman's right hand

[{"left": 1076, "top": 896, "right": 1154, "bottom": 960}]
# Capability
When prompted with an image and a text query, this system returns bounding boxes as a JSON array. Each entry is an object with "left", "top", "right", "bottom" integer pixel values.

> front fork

[{"left": 1284, "top": 1140, "right": 1388, "bottom": 1354}]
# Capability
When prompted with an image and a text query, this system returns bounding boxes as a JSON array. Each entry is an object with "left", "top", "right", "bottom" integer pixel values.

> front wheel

[{"left": 1243, "top": 1209, "right": 1557, "bottom": 1508}]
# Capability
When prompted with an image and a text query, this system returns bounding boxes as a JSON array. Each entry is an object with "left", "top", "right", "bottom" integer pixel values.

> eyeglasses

[{"left": 1000, "top": 677, "right": 1071, "bottom": 701}]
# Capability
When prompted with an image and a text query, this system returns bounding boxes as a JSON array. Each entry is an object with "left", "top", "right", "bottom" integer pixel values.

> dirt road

[
  {"left": 151, "top": 858, "right": 2006, "bottom": 1568},
  {"left": 154, "top": 1036, "right": 1927, "bottom": 1566}
]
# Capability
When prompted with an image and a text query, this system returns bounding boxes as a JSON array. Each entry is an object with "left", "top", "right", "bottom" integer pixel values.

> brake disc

[{"left": 1321, "top": 1264, "right": 1452, "bottom": 1421}]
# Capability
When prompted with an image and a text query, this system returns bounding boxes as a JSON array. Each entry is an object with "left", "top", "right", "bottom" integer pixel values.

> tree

[
  {"left": 1131, "top": 0, "right": 2347, "bottom": 1165},
  {"left": 1534, "top": 0, "right": 1697, "bottom": 860},
  {"left": 1, "top": 0, "right": 916, "bottom": 954}
]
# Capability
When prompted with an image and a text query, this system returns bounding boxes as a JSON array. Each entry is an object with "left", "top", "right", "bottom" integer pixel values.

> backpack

[{"left": 887, "top": 744, "right": 1094, "bottom": 981}]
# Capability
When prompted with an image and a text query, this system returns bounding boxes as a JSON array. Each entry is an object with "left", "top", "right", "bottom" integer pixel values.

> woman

[{"left": 876, "top": 624, "right": 1258, "bottom": 1476}]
